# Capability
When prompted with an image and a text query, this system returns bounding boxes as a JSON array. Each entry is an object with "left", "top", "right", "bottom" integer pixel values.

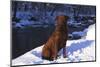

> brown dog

[{"left": 42, "top": 15, "right": 68, "bottom": 61}]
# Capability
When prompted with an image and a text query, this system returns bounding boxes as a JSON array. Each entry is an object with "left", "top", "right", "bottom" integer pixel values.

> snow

[
  {"left": 15, "top": 20, "right": 45, "bottom": 28},
  {"left": 72, "top": 29, "right": 87, "bottom": 38},
  {"left": 15, "top": 20, "right": 33, "bottom": 28},
  {"left": 16, "top": 11, "right": 32, "bottom": 19},
  {"left": 12, "top": 24, "right": 95, "bottom": 66}
]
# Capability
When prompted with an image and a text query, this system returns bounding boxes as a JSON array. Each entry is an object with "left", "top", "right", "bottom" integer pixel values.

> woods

[{"left": 12, "top": 1, "right": 96, "bottom": 24}]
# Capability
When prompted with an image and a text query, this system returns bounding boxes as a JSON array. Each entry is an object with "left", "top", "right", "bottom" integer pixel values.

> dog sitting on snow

[{"left": 42, "top": 15, "right": 68, "bottom": 61}]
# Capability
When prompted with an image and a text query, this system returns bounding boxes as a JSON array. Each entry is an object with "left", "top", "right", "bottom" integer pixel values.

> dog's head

[{"left": 55, "top": 15, "right": 69, "bottom": 25}]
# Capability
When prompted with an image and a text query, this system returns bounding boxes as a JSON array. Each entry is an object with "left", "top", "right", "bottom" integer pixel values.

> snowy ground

[{"left": 12, "top": 24, "right": 95, "bottom": 66}]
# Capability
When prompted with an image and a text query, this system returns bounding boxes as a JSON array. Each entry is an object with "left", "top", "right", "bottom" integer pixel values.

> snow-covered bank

[{"left": 12, "top": 24, "right": 95, "bottom": 66}]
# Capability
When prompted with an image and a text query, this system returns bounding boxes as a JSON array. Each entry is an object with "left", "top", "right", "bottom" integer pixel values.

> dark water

[{"left": 12, "top": 25, "right": 55, "bottom": 59}]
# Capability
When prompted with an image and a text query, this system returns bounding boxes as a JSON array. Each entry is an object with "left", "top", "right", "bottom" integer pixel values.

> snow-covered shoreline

[{"left": 12, "top": 24, "right": 95, "bottom": 66}]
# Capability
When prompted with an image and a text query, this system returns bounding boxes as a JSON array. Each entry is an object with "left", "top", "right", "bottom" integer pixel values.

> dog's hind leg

[{"left": 42, "top": 45, "right": 50, "bottom": 60}]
